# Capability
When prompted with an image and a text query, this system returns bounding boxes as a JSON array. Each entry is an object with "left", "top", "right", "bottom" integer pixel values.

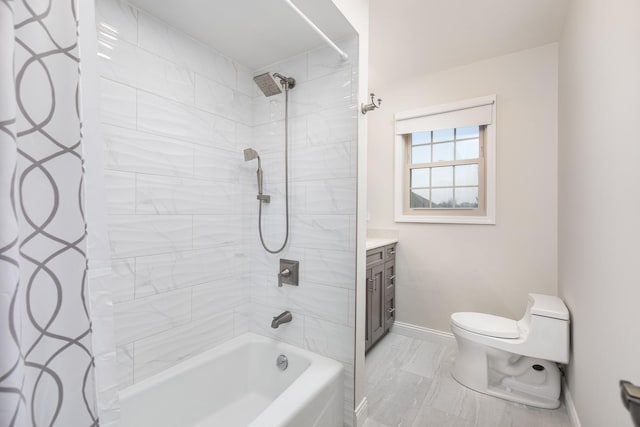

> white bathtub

[{"left": 119, "top": 332, "right": 344, "bottom": 427}]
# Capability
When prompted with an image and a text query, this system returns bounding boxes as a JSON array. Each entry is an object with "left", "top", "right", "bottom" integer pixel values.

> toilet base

[{"left": 452, "top": 334, "right": 562, "bottom": 409}]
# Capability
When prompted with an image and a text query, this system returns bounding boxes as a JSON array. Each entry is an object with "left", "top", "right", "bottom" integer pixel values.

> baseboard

[
  {"left": 391, "top": 321, "right": 455, "bottom": 344},
  {"left": 354, "top": 396, "right": 368, "bottom": 427},
  {"left": 562, "top": 378, "right": 582, "bottom": 427}
]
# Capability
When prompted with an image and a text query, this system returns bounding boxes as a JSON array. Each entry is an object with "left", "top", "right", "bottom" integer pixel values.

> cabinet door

[
  {"left": 365, "top": 267, "right": 372, "bottom": 352},
  {"left": 384, "top": 259, "right": 396, "bottom": 332},
  {"left": 370, "top": 263, "right": 385, "bottom": 345}
]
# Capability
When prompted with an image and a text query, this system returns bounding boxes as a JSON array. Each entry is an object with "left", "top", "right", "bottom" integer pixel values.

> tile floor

[{"left": 364, "top": 332, "right": 572, "bottom": 427}]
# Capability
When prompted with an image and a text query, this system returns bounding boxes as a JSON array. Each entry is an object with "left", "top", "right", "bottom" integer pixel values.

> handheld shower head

[{"left": 243, "top": 148, "right": 264, "bottom": 197}]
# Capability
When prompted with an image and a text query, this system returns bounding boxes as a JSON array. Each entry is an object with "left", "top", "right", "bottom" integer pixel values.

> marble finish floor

[{"left": 364, "top": 332, "right": 572, "bottom": 427}]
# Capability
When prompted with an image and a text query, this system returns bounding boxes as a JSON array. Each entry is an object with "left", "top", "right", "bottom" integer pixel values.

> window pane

[
  {"left": 410, "top": 189, "right": 430, "bottom": 208},
  {"left": 431, "top": 166, "right": 453, "bottom": 187},
  {"left": 456, "top": 139, "right": 480, "bottom": 160},
  {"left": 411, "top": 145, "right": 431, "bottom": 163},
  {"left": 432, "top": 142, "right": 454, "bottom": 162},
  {"left": 455, "top": 187, "right": 479, "bottom": 208},
  {"left": 455, "top": 164, "right": 479, "bottom": 186},
  {"left": 456, "top": 126, "right": 480, "bottom": 139},
  {"left": 411, "top": 168, "right": 430, "bottom": 187},
  {"left": 412, "top": 131, "right": 430, "bottom": 145},
  {"left": 433, "top": 128, "right": 454, "bottom": 142},
  {"left": 431, "top": 188, "right": 454, "bottom": 208}
]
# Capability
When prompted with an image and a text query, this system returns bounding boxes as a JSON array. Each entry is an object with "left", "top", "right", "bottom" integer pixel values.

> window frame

[{"left": 394, "top": 95, "right": 497, "bottom": 224}]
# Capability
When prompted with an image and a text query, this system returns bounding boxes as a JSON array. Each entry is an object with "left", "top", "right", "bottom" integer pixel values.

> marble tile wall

[
  {"left": 245, "top": 38, "right": 359, "bottom": 426},
  {"left": 95, "top": 0, "right": 252, "bottom": 387},
  {"left": 96, "top": 1, "right": 358, "bottom": 425}
]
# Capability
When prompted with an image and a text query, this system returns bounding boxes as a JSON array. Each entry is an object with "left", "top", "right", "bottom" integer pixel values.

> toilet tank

[{"left": 520, "top": 294, "right": 570, "bottom": 364}]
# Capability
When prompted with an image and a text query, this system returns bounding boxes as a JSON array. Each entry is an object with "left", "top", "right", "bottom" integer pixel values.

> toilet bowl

[{"left": 450, "top": 293, "right": 569, "bottom": 409}]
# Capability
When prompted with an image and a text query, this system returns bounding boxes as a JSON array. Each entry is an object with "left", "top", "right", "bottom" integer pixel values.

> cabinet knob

[
  {"left": 366, "top": 278, "right": 373, "bottom": 292},
  {"left": 388, "top": 275, "right": 395, "bottom": 281},
  {"left": 387, "top": 308, "right": 395, "bottom": 314}
]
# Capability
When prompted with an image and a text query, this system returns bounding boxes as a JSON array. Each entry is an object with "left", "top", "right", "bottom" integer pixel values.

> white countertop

[{"left": 366, "top": 238, "right": 399, "bottom": 250}]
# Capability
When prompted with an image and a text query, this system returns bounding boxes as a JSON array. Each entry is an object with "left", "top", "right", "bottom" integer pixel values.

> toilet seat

[{"left": 451, "top": 312, "right": 519, "bottom": 339}]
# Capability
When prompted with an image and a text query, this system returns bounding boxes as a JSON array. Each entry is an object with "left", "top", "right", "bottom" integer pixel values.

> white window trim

[{"left": 394, "top": 95, "right": 497, "bottom": 225}]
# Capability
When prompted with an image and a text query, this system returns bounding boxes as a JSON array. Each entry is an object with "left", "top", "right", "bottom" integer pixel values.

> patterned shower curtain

[{"left": 0, "top": 0, "right": 99, "bottom": 426}]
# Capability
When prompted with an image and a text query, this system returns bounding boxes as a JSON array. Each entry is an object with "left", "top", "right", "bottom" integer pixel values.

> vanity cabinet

[{"left": 365, "top": 243, "right": 396, "bottom": 353}]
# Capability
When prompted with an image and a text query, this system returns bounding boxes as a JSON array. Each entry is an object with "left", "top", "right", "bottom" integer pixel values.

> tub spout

[{"left": 271, "top": 311, "right": 292, "bottom": 329}]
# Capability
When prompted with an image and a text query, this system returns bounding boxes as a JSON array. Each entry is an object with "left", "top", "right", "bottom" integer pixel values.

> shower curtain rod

[{"left": 282, "top": 0, "right": 349, "bottom": 61}]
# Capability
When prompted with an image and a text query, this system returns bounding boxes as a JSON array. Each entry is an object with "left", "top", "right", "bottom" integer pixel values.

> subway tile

[
  {"left": 104, "top": 170, "right": 136, "bottom": 215},
  {"left": 136, "top": 175, "right": 239, "bottom": 214},
  {"left": 135, "top": 48, "right": 195, "bottom": 104},
  {"left": 291, "top": 141, "right": 352, "bottom": 181},
  {"left": 289, "top": 69, "right": 353, "bottom": 117},
  {"left": 304, "top": 178, "right": 356, "bottom": 214},
  {"left": 95, "top": 0, "right": 138, "bottom": 44},
  {"left": 137, "top": 91, "right": 216, "bottom": 146},
  {"left": 250, "top": 117, "right": 307, "bottom": 154},
  {"left": 133, "top": 313, "right": 235, "bottom": 381},
  {"left": 137, "top": 11, "right": 218, "bottom": 77},
  {"left": 98, "top": 78, "right": 136, "bottom": 129},
  {"left": 195, "top": 75, "right": 251, "bottom": 125},
  {"left": 304, "top": 316, "right": 354, "bottom": 364},
  {"left": 304, "top": 247, "right": 356, "bottom": 289},
  {"left": 192, "top": 145, "right": 243, "bottom": 182},
  {"left": 113, "top": 288, "right": 191, "bottom": 345},
  {"left": 307, "top": 104, "right": 358, "bottom": 146},
  {"left": 107, "top": 215, "right": 192, "bottom": 258},
  {"left": 111, "top": 258, "right": 135, "bottom": 303},
  {"left": 97, "top": 36, "right": 138, "bottom": 86},
  {"left": 193, "top": 215, "right": 244, "bottom": 248},
  {"left": 191, "top": 281, "right": 248, "bottom": 321},
  {"left": 102, "top": 124, "right": 194, "bottom": 177},
  {"left": 307, "top": 37, "right": 358, "bottom": 80},
  {"left": 236, "top": 64, "right": 255, "bottom": 97},
  {"left": 116, "top": 344, "right": 133, "bottom": 388},
  {"left": 290, "top": 214, "right": 351, "bottom": 251},
  {"left": 135, "top": 248, "right": 238, "bottom": 298}
]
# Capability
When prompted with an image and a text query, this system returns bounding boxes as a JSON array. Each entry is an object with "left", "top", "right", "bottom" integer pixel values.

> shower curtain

[{"left": 0, "top": 1, "right": 98, "bottom": 426}]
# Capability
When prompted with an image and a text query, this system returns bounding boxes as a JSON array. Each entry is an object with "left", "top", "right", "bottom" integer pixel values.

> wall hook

[{"left": 361, "top": 93, "right": 382, "bottom": 115}]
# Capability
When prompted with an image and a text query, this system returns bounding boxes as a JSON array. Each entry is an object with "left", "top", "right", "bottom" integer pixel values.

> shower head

[
  {"left": 253, "top": 72, "right": 296, "bottom": 97},
  {"left": 244, "top": 148, "right": 260, "bottom": 162}
]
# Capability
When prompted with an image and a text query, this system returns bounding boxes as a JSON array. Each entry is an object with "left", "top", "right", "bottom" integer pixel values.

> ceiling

[
  {"left": 126, "top": 0, "right": 356, "bottom": 70},
  {"left": 369, "top": 0, "right": 570, "bottom": 87}
]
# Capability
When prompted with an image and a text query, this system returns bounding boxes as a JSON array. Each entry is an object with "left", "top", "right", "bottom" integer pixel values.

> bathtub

[{"left": 119, "top": 332, "right": 344, "bottom": 427}]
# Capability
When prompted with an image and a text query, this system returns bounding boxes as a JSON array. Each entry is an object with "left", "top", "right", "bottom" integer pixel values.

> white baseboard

[
  {"left": 354, "top": 396, "right": 368, "bottom": 427},
  {"left": 562, "top": 378, "right": 582, "bottom": 427},
  {"left": 391, "top": 321, "right": 455, "bottom": 344}
]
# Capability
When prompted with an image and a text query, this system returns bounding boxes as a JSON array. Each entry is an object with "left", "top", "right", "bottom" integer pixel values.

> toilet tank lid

[
  {"left": 528, "top": 293, "right": 569, "bottom": 320},
  {"left": 451, "top": 312, "right": 520, "bottom": 339}
]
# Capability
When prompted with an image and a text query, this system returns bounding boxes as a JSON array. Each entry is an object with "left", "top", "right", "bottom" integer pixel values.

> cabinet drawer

[
  {"left": 385, "top": 298, "right": 395, "bottom": 331},
  {"left": 384, "top": 244, "right": 396, "bottom": 261},
  {"left": 366, "top": 247, "right": 384, "bottom": 266}
]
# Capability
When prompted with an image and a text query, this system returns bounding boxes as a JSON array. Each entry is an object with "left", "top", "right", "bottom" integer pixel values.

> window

[{"left": 394, "top": 95, "right": 496, "bottom": 224}]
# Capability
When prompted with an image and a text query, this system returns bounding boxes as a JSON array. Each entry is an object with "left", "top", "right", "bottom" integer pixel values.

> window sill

[{"left": 394, "top": 214, "right": 495, "bottom": 225}]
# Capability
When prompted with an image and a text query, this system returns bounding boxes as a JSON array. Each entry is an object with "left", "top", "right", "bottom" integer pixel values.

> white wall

[
  {"left": 558, "top": 0, "right": 640, "bottom": 426},
  {"left": 367, "top": 44, "right": 559, "bottom": 332}
]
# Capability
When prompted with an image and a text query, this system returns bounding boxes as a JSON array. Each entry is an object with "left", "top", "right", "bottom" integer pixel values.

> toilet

[{"left": 450, "top": 293, "right": 570, "bottom": 409}]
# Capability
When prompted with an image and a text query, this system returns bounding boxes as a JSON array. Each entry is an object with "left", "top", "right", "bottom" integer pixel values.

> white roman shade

[{"left": 395, "top": 95, "right": 495, "bottom": 135}]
